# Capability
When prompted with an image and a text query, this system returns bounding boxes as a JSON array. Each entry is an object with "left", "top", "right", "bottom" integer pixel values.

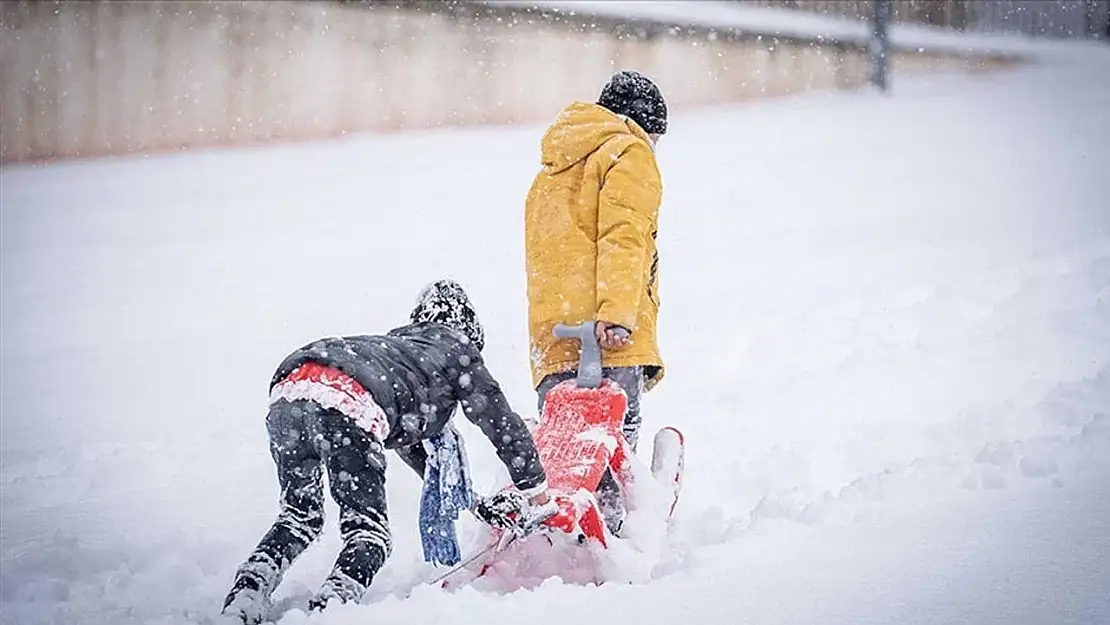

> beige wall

[{"left": 0, "top": 1, "right": 1018, "bottom": 165}]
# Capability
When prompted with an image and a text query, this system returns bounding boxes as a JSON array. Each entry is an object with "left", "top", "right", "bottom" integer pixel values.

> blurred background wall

[
  {"left": 741, "top": 0, "right": 1110, "bottom": 35},
  {"left": 2, "top": 0, "right": 1104, "bottom": 165}
]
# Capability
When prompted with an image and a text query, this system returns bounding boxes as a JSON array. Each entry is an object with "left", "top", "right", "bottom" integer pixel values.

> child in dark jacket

[{"left": 222, "top": 280, "right": 551, "bottom": 623}]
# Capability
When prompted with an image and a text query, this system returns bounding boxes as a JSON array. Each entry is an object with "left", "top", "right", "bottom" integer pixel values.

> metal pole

[{"left": 870, "top": 0, "right": 891, "bottom": 91}]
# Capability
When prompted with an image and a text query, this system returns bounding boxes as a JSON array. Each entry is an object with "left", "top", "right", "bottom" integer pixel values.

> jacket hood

[{"left": 540, "top": 102, "right": 649, "bottom": 174}]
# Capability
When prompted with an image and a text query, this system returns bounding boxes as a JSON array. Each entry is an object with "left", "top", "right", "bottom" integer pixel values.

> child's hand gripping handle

[{"left": 553, "top": 322, "right": 629, "bottom": 389}]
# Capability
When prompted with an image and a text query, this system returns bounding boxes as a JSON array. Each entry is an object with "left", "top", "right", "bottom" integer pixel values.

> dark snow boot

[
  {"left": 595, "top": 468, "right": 627, "bottom": 537},
  {"left": 221, "top": 569, "right": 270, "bottom": 625},
  {"left": 307, "top": 570, "right": 366, "bottom": 613}
]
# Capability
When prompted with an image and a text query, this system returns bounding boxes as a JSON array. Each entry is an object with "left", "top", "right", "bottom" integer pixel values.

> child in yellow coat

[{"left": 524, "top": 70, "right": 668, "bottom": 534}]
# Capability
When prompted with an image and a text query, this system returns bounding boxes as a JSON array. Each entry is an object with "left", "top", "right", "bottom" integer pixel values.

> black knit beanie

[
  {"left": 410, "top": 279, "right": 485, "bottom": 352},
  {"left": 597, "top": 70, "right": 668, "bottom": 135}
]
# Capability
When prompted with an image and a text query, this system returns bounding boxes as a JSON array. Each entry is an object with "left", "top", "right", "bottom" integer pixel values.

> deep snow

[{"left": 2, "top": 45, "right": 1109, "bottom": 625}]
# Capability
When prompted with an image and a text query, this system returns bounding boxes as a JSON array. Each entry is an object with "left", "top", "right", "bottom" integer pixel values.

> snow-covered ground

[{"left": 3, "top": 45, "right": 1110, "bottom": 625}]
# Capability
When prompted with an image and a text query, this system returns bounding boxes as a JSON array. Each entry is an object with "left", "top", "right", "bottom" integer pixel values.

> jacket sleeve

[
  {"left": 393, "top": 443, "right": 428, "bottom": 480},
  {"left": 452, "top": 346, "right": 548, "bottom": 495},
  {"left": 596, "top": 141, "right": 662, "bottom": 331}
]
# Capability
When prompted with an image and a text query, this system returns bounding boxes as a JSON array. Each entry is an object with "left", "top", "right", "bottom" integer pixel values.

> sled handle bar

[{"left": 552, "top": 321, "right": 629, "bottom": 389}]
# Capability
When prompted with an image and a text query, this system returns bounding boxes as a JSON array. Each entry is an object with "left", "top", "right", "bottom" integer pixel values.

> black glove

[
  {"left": 474, "top": 489, "right": 559, "bottom": 535},
  {"left": 473, "top": 489, "right": 527, "bottom": 530}
]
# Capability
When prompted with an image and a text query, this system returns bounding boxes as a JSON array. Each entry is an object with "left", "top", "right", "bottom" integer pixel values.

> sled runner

[{"left": 440, "top": 321, "right": 685, "bottom": 591}]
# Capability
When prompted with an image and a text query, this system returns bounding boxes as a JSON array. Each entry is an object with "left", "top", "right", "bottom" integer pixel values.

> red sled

[{"left": 441, "top": 322, "right": 685, "bottom": 592}]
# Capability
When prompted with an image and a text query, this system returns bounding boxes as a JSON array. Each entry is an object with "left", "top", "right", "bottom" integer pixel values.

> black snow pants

[{"left": 228, "top": 398, "right": 391, "bottom": 607}]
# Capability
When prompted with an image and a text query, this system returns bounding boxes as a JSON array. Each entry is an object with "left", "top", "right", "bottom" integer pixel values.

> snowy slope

[{"left": 2, "top": 46, "right": 1110, "bottom": 625}]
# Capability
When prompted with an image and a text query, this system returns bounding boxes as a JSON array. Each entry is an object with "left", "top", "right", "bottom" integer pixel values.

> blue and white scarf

[{"left": 418, "top": 420, "right": 475, "bottom": 566}]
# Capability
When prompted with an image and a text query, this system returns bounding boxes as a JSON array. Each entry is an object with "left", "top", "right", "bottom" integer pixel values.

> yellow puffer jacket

[{"left": 524, "top": 101, "right": 664, "bottom": 391}]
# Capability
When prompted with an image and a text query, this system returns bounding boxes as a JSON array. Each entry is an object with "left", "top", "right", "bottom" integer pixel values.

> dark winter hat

[
  {"left": 411, "top": 279, "right": 485, "bottom": 352},
  {"left": 597, "top": 70, "right": 668, "bottom": 136}
]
